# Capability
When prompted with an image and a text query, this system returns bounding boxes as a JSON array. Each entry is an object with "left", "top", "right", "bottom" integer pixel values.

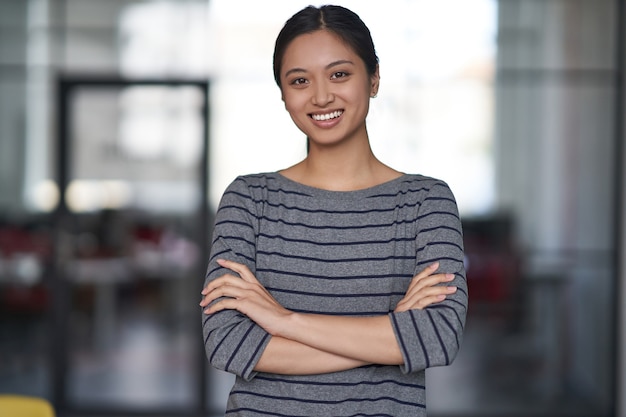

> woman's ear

[{"left": 370, "top": 65, "right": 380, "bottom": 97}]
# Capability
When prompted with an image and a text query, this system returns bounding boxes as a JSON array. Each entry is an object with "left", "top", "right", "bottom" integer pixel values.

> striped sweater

[{"left": 202, "top": 172, "right": 468, "bottom": 416}]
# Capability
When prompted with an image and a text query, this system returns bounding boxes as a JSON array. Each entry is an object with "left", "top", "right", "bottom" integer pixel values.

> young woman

[{"left": 200, "top": 5, "right": 468, "bottom": 416}]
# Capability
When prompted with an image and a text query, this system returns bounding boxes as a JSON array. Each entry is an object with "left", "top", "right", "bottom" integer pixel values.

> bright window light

[{"left": 117, "top": 0, "right": 497, "bottom": 215}]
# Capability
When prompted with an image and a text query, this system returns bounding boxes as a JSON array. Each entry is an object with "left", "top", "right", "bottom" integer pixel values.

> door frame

[{"left": 52, "top": 76, "right": 210, "bottom": 416}]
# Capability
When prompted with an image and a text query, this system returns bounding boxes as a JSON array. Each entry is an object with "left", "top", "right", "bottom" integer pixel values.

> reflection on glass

[
  {"left": 63, "top": 83, "right": 206, "bottom": 410},
  {"left": 69, "top": 86, "right": 204, "bottom": 214},
  {"left": 30, "top": 180, "right": 60, "bottom": 212}
]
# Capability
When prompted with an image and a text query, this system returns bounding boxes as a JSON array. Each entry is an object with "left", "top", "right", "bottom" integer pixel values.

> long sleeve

[
  {"left": 201, "top": 177, "right": 271, "bottom": 381},
  {"left": 389, "top": 180, "right": 468, "bottom": 373},
  {"left": 201, "top": 172, "right": 464, "bottom": 416}
]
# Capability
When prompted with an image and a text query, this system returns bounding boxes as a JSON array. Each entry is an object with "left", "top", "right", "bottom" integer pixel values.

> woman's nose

[{"left": 312, "top": 82, "right": 334, "bottom": 106}]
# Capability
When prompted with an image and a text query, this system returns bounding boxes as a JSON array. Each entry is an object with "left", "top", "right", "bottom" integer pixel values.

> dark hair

[{"left": 272, "top": 5, "right": 379, "bottom": 88}]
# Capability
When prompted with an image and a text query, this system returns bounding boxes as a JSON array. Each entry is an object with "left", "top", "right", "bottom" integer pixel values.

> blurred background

[{"left": 0, "top": 0, "right": 624, "bottom": 416}]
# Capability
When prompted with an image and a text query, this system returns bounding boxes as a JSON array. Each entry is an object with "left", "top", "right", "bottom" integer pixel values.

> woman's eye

[
  {"left": 331, "top": 71, "right": 349, "bottom": 79},
  {"left": 291, "top": 78, "right": 307, "bottom": 85}
]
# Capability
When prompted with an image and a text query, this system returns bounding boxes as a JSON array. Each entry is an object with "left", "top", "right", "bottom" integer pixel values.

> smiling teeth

[{"left": 312, "top": 110, "right": 343, "bottom": 121}]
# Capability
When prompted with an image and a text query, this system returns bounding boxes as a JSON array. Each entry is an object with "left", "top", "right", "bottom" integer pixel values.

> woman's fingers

[
  {"left": 395, "top": 284, "right": 457, "bottom": 312},
  {"left": 394, "top": 263, "right": 458, "bottom": 312},
  {"left": 216, "top": 259, "right": 258, "bottom": 283},
  {"left": 406, "top": 271, "right": 455, "bottom": 297},
  {"left": 200, "top": 273, "right": 267, "bottom": 312},
  {"left": 199, "top": 274, "right": 243, "bottom": 307},
  {"left": 199, "top": 258, "right": 260, "bottom": 309},
  {"left": 199, "top": 259, "right": 291, "bottom": 335},
  {"left": 416, "top": 262, "right": 439, "bottom": 279},
  {"left": 206, "top": 297, "right": 240, "bottom": 314},
  {"left": 406, "top": 262, "right": 440, "bottom": 289},
  {"left": 200, "top": 259, "right": 257, "bottom": 296},
  {"left": 395, "top": 294, "right": 444, "bottom": 313}
]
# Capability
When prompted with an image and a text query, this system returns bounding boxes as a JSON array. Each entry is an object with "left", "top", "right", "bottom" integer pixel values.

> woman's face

[{"left": 279, "top": 30, "right": 379, "bottom": 149}]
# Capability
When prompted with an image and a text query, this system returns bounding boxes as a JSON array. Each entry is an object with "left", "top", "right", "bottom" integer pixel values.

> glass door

[{"left": 52, "top": 78, "right": 209, "bottom": 415}]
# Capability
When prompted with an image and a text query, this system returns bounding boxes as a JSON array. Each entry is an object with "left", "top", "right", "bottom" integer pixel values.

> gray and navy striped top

[{"left": 202, "top": 172, "right": 468, "bottom": 416}]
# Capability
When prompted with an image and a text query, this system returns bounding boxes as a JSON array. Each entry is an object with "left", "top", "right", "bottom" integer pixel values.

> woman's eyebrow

[
  {"left": 284, "top": 60, "right": 355, "bottom": 78},
  {"left": 326, "top": 59, "right": 354, "bottom": 69},
  {"left": 285, "top": 67, "right": 306, "bottom": 78}
]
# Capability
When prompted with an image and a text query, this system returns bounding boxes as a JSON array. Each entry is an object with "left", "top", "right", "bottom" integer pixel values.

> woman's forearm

[
  {"left": 276, "top": 313, "right": 404, "bottom": 366},
  {"left": 203, "top": 260, "right": 404, "bottom": 368},
  {"left": 202, "top": 260, "right": 456, "bottom": 372},
  {"left": 255, "top": 335, "right": 369, "bottom": 374}
]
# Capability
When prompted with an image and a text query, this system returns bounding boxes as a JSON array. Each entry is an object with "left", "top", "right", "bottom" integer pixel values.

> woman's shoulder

[
  {"left": 390, "top": 174, "right": 457, "bottom": 206},
  {"left": 225, "top": 172, "right": 280, "bottom": 189},
  {"left": 396, "top": 173, "right": 451, "bottom": 191},
  {"left": 225, "top": 171, "right": 308, "bottom": 198}
]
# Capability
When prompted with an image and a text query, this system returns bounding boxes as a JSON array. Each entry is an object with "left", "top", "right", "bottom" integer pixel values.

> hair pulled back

[{"left": 273, "top": 5, "right": 379, "bottom": 88}]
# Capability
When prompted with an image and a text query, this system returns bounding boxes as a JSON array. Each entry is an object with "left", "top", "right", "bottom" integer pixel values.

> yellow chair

[{"left": 0, "top": 394, "right": 55, "bottom": 417}]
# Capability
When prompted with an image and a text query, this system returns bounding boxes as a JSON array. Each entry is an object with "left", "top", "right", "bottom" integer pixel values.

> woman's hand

[
  {"left": 394, "top": 262, "right": 457, "bottom": 312},
  {"left": 200, "top": 259, "right": 291, "bottom": 336}
]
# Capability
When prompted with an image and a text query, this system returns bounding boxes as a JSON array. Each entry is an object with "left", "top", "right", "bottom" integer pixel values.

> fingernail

[
  {"left": 431, "top": 262, "right": 439, "bottom": 269},
  {"left": 448, "top": 286, "right": 457, "bottom": 293},
  {"left": 446, "top": 273, "right": 454, "bottom": 280}
]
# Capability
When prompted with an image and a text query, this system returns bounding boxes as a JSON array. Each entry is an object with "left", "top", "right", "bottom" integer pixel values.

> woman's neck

[{"left": 280, "top": 141, "right": 402, "bottom": 191}]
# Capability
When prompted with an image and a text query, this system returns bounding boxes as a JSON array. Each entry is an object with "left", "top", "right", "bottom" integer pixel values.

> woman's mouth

[{"left": 310, "top": 110, "right": 343, "bottom": 121}]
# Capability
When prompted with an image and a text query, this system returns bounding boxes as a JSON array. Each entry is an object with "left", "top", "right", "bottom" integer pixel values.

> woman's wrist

[{"left": 275, "top": 310, "right": 302, "bottom": 340}]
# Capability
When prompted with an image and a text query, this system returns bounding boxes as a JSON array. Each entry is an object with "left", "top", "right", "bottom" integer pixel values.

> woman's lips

[
  {"left": 310, "top": 110, "right": 344, "bottom": 122},
  {"left": 309, "top": 110, "right": 344, "bottom": 128}
]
